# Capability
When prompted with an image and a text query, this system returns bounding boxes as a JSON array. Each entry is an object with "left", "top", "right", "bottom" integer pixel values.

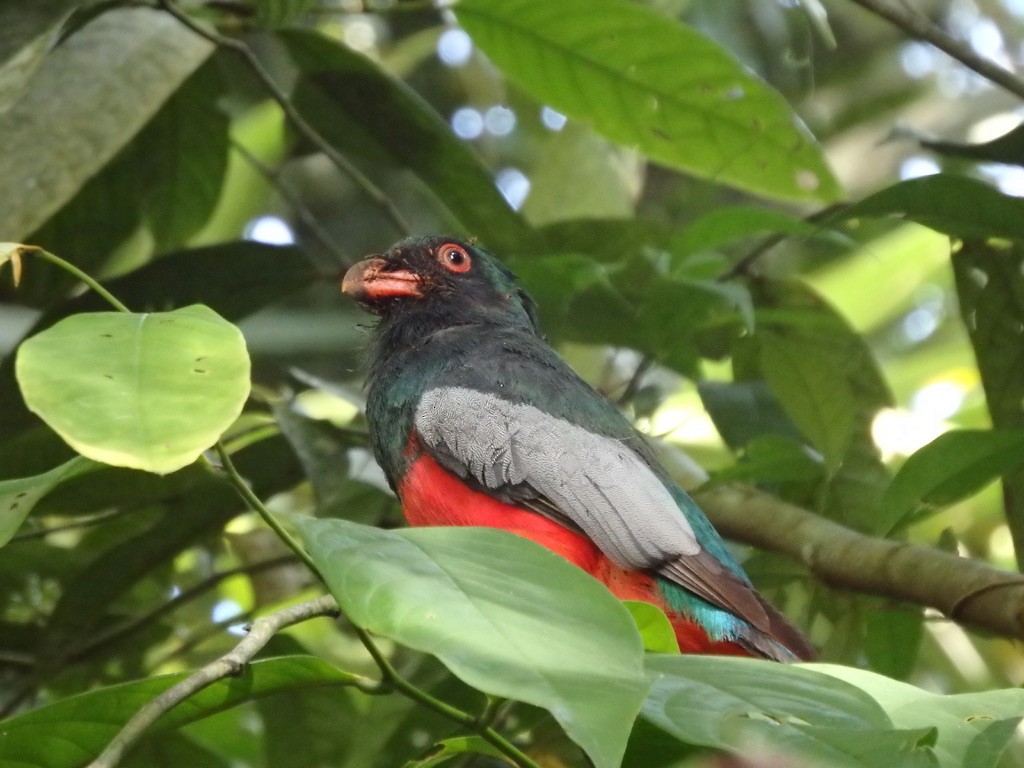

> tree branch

[
  {"left": 68, "top": 555, "right": 300, "bottom": 664},
  {"left": 845, "top": 0, "right": 1024, "bottom": 101},
  {"left": 158, "top": 0, "right": 412, "bottom": 236},
  {"left": 231, "top": 140, "right": 354, "bottom": 269},
  {"left": 695, "top": 483, "right": 1024, "bottom": 640},
  {"left": 353, "top": 627, "right": 544, "bottom": 768},
  {"left": 86, "top": 595, "right": 345, "bottom": 768}
]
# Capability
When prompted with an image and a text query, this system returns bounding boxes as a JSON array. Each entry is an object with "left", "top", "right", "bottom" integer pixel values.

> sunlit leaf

[
  {"left": 456, "top": 0, "right": 840, "bottom": 202},
  {"left": 295, "top": 519, "right": 649, "bottom": 768},
  {"left": 16, "top": 305, "right": 250, "bottom": 474},
  {"left": 884, "top": 429, "right": 1024, "bottom": 532},
  {"left": 623, "top": 601, "right": 679, "bottom": 654}
]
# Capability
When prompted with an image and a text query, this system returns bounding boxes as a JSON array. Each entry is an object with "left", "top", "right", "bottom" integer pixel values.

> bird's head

[{"left": 341, "top": 235, "right": 539, "bottom": 331}]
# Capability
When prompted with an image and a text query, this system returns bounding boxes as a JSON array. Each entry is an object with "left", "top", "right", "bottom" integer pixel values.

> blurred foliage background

[{"left": 4, "top": 0, "right": 1024, "bottom": 766}]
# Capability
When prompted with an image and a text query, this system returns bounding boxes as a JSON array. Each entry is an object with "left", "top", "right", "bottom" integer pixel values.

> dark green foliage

[{"left": 1, "top": 2, "right": 1024, "bottom": 768}]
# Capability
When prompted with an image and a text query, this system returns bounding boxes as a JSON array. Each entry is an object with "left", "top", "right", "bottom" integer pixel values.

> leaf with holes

[
  {"left": 15, "top": 305, "right": 250, "bottom": 474},
  {"left": 455, "top": 0, "right": 839, "bottom": 202},
  {"left": 0, "top": 456, "right": 96, "bottom": 547}
]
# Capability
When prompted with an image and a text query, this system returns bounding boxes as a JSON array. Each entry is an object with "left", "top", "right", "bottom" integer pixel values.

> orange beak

[{"left": 341, "top": 258, "right": 422, "bottom": 303}]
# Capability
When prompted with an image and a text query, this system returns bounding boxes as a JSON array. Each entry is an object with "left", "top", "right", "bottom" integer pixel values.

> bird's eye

[{"left": 437, "top": 243, "right": 472, "bottom": 273}]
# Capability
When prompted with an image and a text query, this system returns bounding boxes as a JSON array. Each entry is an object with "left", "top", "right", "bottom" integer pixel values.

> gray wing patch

[{"left": 414, "top": 387, "right": 700, "bottom": 568}]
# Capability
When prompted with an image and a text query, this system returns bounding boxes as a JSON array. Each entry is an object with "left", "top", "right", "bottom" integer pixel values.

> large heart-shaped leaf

[
  {"left": 294, "top": 518, "right": 649, "bottom": 768},
  {"left": 15, "top": 305, "right": 250, "bottom": 474}
]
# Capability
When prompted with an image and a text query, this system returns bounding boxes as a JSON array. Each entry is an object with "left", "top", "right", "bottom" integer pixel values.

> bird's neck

[{"left": 362, "top": 307, "right": 514, "bottom": 488}]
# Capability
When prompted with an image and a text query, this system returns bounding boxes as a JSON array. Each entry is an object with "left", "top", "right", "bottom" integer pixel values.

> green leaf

[
  {"left": 522, "top": 124, "right": 641, "bottom": 225},
  {"left": 0, "top": 7, "right": 213, "bottom": 240},
  {"left": 669, "top": 205, "right": 820, "bottom": 262},
  {"left": 250, "top": 0, "right": 319, "bottom": 28},
  {"left": 0, "top": 655, "right": 361, "bottom": 768},
  {"left": 758, "top": 331, "right": 855, "bottom": 474},
  {"left": 294, "top": 519, "right": 649, "bottom": 768},
  {"left": 884, "top": 430, "right": 1024, "bottom": 532},
  {"left": 623, "top": 601, "right": 679, "bottom": 654},
  {"left": 0, "top": 0, "right": 76, "bottom": 114},
  {"left": 136, "top": 60, "right": 230, "bottom": 250},
  {"left": 697, "top": 380, "right": 804, "bottom": 450},
  {"left": 919, "top": 123, "right": 1024, "bottom": 167},
  {"left": 43, "top": 243, "right": 318, "bottom": 323},
  {"left": 953, "top": 241, "right": 1024, "bottom": 566},
  {"left": 16, "top": 305, "right": 250, "bottom": 474},
  {"left": 840, "top": 174, "right": 1024, "bottom": 241},
  {"left": 810, "top": 663, "right": 1024, "bottom": 768},
  {"left": 710, "top": 434, "right": 824, "bottom": 485},
  {"left": 456, "top": 0, "right": 839, "bottom": 202},
  {"left": 749, "top": 279, "right": 893, "bottom": 532},
  {"left": 121, "top": 732, "right": 230, "bottom": 768},
  {"left": 280, "top": 29, "right": 532, "bottom": 251},
  {"left": 39, "top": 436, "right": 303, "bottom": 658},
  {"left": 864, "top": 606, "right": 923, "bottom": 680},
  {"left": 643, "top": 655, "right": 937, "bottom": 768},
  {"left": 0, "top": 456, "right": 96, "bottom": 548}
]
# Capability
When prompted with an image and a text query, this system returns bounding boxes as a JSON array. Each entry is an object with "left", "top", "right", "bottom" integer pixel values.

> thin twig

[
  {"left": 214, "top": 441, "right": 322, "bottom": 577},
  {"left": 231, "top": 140, "right": 354, "bottom": 269},
  {"left": 718, "top": 202, "right": 846, "bottom": 281},
  {"left": 616, "top": 355, "right": 653, "bottom": 407},
  {"left": 9, "top": 508, "right": 130, "bottom": 542},
  {"left": 86, "top": 595, "right": 345, "bottom": 768},
  {"left": 16, "top": 246, "right": 130, "bottom": 312},
  {"left": 158, "top": 0, "right": 412, "bottom": 236},
  {"left": 846, "top": 0, "right": 1024, "bottom": 101},
  {"left": 353, "top": 628, "right": 543, "bottom": 768},
  {"left": 68, "top": 555, "right": 300, "bottom": 663}
]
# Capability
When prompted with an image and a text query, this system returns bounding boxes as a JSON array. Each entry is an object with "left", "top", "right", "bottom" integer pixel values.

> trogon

[{"left": 342, "top": 235, "right": 814, "bottom": 661}]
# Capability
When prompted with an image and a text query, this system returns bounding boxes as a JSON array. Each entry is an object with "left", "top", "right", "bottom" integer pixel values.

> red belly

[{"left": 399, "top": 451, "right": 750, "bottom": 656}]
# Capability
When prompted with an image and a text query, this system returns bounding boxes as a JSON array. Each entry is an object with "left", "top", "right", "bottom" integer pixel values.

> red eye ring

[{"left": 438, "top": 243, "right": 472, "bottom": 273}]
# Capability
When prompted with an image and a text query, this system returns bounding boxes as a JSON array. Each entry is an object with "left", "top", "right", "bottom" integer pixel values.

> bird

[{"left": 341, "top": 235, "right": 814, "bottom": 661}]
